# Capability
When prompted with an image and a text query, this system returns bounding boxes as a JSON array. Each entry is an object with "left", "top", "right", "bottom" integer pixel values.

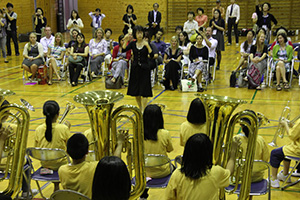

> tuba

[
  {"left": 196, "top": 94, "right": 264, "bottom": 200},
  {"left": 0, "top": 89, "right": 30, "bottom": 199},
  {"left": 73, "top": 90, "right": 145, "bottom": 200}
]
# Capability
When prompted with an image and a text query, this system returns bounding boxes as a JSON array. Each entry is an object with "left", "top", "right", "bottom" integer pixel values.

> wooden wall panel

[
  {"left": 37, "top": 0, "right": 58, "bottom": 33},
  {"left": 0, "top": 0, "right": 35, "bottom": 34}
]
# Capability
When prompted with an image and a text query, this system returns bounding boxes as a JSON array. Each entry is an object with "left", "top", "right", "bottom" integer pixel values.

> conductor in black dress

[
  {"left": 147, "top": 3, "right": 161, "bottom": 39},
  {"left": 123, "top": 25, "right": 154, "bottom": 111}
]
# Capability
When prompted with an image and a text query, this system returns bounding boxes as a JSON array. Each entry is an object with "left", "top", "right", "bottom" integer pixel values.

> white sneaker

[
  {"left": 271, "top": 179, "right": 280, "bottom": 188},
  {"left": 236, "top": 43, "right": 239, "bottom": 47},
  {"left": 277, "top": 170, "right": 292, "bottom": 183},
  {"left": 292, "top": 170, "right": 300, "bottom": 177}
]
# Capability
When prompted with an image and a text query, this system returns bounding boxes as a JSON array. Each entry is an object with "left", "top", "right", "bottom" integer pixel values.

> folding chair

[
  {"left": 280, "top": 156, "right": 300, "bottom": 190},
  {"left": 132, "top": 154, "right": 174, "bottom": 189},
  {"left": 225, "top": 160, "right": 271, "bottom": 200},
  {"left": 26, "top": 147, "right": 71, "bottom": 199},
  {"left": 50, "top": 189, "right": 90, "bottom": 200}
]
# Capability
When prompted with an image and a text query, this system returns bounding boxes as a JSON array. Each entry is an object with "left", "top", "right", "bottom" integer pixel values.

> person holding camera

[
  {"left": 89, "top": 8, "right": 105, "bottom": 38},
  {"left": 3, "top": 3, "right": 19, "bottom": 56},
  {"left": 67, "top": 10, "right": 84, "bottom": 36},
  {"left": 34, "top": 7, "right": 47, "bottom": 42}
]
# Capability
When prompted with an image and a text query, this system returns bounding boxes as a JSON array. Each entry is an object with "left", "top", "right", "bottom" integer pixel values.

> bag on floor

[
  {"left": 105, "top": 76, "right": 123, "bottom": 89},
  {"left": 247, "top": 63, "right": 261, "bottom": 89},
  {"left": 230, "top": 71, "right": 237, "bottom": 87},
  {"left": 180, "top": 79, "right": 197, "bottom": 92}
]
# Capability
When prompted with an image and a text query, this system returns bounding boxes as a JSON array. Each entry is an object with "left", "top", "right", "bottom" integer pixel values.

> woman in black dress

[
  {"left": 34, "top": 7, "right": 47, "bottom": 42},
  {"left": 209, "top": 9, "right": 225, "bottom": 70},
  {"left": 163, "top": 36, "right": 183, "bottom": 90},
  {"left": 123, "top": 25, "right": 153, "bottom": 111},
  {"left": 122, "top": 5, "right": 137, "bottom": 35}
]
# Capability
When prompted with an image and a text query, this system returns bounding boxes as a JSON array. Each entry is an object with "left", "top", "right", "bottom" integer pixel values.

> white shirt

[
  {"left": 40, "top": 35, "right": 55, "bottom": 53},
  {"left": 183, "top": 20, "right": 198, "bottom": 39},
  {"left": 202, "top": 37, "right": 218, "bottom": 58},
  {"left": 153, "top": 10, "right": 157, "bottom": 23},
  {"left": 240, "top": 40, "right": 255, "bottom": 54},
  {"left": 226, "top": 3, "right": 240, "bottom": 23},
  {"left": 67, "top": 18, "right": 84, "bottom": 32},
  {"left": 88, "top": 38, "right": 107, "bottom": 56},
  {"left": 89, "top": 12, "right": 105, "bottom": 29}
]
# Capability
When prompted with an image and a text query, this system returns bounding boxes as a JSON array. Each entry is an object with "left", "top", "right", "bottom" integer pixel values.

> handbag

[
  {"left": 247, "top": 63, "right": 261, "bottom": 89},
  {"left": 105, "top": 76, "right": 123, "bottom": 89},
  {"left": 230, "top": 71, "right": 237, "bottom": 87},
  {"left": 180, "top": 79, "right": 197, "bottom": 92},
  {"left": 68, "top": 55, "right": 83, "bottom": 64}
]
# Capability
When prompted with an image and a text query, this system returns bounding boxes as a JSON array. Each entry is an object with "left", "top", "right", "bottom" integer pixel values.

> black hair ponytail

[{"left": 43, "top": 101, "right": 60, "bottom": 142}]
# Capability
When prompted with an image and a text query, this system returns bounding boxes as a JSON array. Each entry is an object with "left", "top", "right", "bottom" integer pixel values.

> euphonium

[
  {"left": 196, "top": 94, "right": 263, "bottom": 200},
  {"left": 73, "top": 90, "right": 145, "bottom": 200},
  {"left": 8, "top": 98, "right": 35, "bottom": 123},
  {"left": 0, "top": 89, "right": 30, "bottom": 199},
  {"left": 269, "top": 102, "right": 291, "bottom": 147}
]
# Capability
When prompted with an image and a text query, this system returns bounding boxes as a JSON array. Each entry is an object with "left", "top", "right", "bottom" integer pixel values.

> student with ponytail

[{"left": 34, "top": 100, "right": 72, "bottom": 191}]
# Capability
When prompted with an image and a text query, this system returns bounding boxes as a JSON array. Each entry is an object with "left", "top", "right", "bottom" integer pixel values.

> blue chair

[
  {"left": 50, "top": 189, "right": 90, "bottom": 200},
  {"left": 26, "top": 147, "right": 71, "bottom": 199},
  {"left": 225, "top": 160, "right": 271, "bottom": 200}
]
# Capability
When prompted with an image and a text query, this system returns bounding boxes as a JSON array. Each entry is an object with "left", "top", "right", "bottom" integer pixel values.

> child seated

[{"left": 59, "top": 132, "right": 126, "bottom": 198}]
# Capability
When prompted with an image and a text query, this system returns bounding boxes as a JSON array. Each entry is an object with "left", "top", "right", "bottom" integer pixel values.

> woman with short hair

[{"left": 122, "top": 4, "right": 137, "bottom": 35}]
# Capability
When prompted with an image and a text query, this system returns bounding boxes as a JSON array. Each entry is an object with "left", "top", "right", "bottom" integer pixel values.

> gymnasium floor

[{"left": 0, "top": 32, "right": 300, "bottom": 199}]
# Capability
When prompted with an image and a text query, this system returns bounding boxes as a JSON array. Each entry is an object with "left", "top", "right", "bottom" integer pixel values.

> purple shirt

[{"left": 151, "top": 40, "right": 166, "bottom": 56}]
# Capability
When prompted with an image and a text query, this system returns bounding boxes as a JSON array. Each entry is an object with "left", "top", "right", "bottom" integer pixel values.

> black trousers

[
  {"left": 69, "top": 63, "right": 83, "bottom": 84},
  {"left": 163, "top": 60, "right": 180, "bottom": 89},
  {"left": 148, "top": 26, "right": 159, "bottom": 40},
  {"left": 6, "top": 30, "right": 19, "bottom": 55},
  {"left": 227, "top": 17, "right": 239, "bottom": 44}
]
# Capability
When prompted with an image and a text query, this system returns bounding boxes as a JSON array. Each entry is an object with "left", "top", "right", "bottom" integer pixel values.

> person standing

[
  {"left": 225, "top": 0, "right": 240, "bottom": 46},
  {"left": 147, "top": 3, "right": 161, "bottom": 39},
  {"left": 0, "top": 9, "right": 8, "bottom": 63},
  {"left": 183, "top": 11, "right": 198, "bottom": 40},
  {"left": 40, "top": 27, "right": 55, "bottom": 57},
  {"left": 89, "top": 8, "right": 105, "bottom": 38},
  {"left": 212, "top": 0, "right": 225, "bottom": 19},
  {"left": 3, "top": 3, "right": 19, "bottom": 56},
  {"left": 34, "top": 7, "right": 47, "bottom": 42},
  {"left": 67, "top": 10, "right": 84, "bottom": 34},
  {"left": 122, "top": 5, "right": 137, "bottom": 35}
]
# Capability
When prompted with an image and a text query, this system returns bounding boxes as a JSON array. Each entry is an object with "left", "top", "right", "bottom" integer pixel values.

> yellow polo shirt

[
  {"left": 144, "top": 129, "right": 174, "bottom": 178},
  {"left": 34, "top": 122, "right": 72, "bottom": 170},
  {"left": 283, "top": 119, "right": 300, "bottom": 157},
  {"left": 165, "top": 166, "right": 230, "bottom": 200},
  {"left": 58, "top": 161, "right": 98, "bottom": 198},
  {"left": 180, "top": 121, "right": 206, "bottom": 146}
]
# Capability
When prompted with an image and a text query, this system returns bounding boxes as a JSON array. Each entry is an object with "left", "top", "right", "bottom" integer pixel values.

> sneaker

[
  {"left": 227, "top": 43, "right": 232, "bottom": 46},
  {"left": 292, "top": 171, "right": 300, "bottom": 177},
  {"left": 236, "top": 43, "right": 239, "bottom": 47},
  {"left": 277, "top": 170, "right": 292, "bottom": 183},
  {"left": 271, "top": 179, "right": 280, "bottom": 188}
]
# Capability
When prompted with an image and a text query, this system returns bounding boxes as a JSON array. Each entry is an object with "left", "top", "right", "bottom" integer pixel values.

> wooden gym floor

[{"left": 0, "top": 32, "right": 300, "bottom": 199}]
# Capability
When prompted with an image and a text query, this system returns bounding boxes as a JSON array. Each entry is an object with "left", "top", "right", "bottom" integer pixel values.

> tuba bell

[
  {"left": 196, "top": 94, "right": 264, "bottom": 200},
  {"left": 0, "top": 89, "right": 30, "bottom": 199},
  {"left": 73, "top": 90, "right": 145, "bottom": 200}
]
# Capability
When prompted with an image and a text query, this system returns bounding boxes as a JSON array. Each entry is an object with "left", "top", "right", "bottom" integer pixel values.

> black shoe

[
  {"left": 170, "top": 85, "right": 175, "bottom": 91},
  {"left": 4, "top": 60, "right": 8, "bottom": 63},
  {"left": 197, "top": 87, "right": 204, "bottom": 92},
  {"left": 16, "top": 53, "right": 20, "bottom": 56},
  {"left": 216, "top": 66, "right": 220, "bottom": 70},
  {"left": 7, "top": 54, "right": 11, "bottom": 56}
]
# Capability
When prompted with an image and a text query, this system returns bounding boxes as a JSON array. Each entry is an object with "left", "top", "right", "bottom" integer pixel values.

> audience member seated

[
  {"left": 178, "top": 31, "right": 191, "bottom": 67},
  {"left": 248, "top": 32, "right": 267, "bottom": 90},
  {"left": 270, "top": 116, "right": 300, "bottom": 188},
  {"left": 163, "top": 36, "right": 183, "bottom": 90},
  {"left": 40, "top": 26, "right": 54, "bottom": 57},
  {"left": 165, "top": 133, "right": 238, "bottom": 199},
  {"left": 22, "top": 32, "right": 44, "bottom": 80},
  {"left": 188, "top": 34, "right": 209, "bottom": 92},
  {"left": 183, "top": 11, "right": 198, "bottom": 40},
  {"left": 270, "top": 27, "right": 293, "bottom": 51},
  {"left": 110, "top": 35, "right": 131, "bottom": 83},
  {"left": 254, "top": 28, "right": 268, "bottom": 46},
  {"left": 140, "top": 104, "right": 174, "bottom": 199},
  {"left": 34, "top": 100, "right": 72, "bottom": 191},
  {"left": 272, "top": 33, "right": 293, "bottom": 91},
  {"left": 233, "top": 110, "right": 269, "bottom": 183},
  {"left": 180, "top": 98, "right": 206, "bottom": 147},
  {"left": 175, "top": 25, "right": 183, "bottom": 36},
  {"left": 46, "top": 32, "right": 66, "bottom": 85},
  {"left": 89, "top": 28, "right": 107, "bottom": 77},
  {"left": 151, "top": 28, "right": 166, "bottom": 65},
  {"left": 92, "top": 156, "right": 131, "bottom": 200},
  {"left": 103, "top": 28, "right": 113, "bottom": 71},
  {"left": 69, "top": 33, "right": 89, "bottom": 86}
]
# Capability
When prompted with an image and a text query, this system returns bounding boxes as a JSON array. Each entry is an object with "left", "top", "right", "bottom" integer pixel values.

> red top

[
  {"left": 270, "top": 40, "right": 293, "bottom": 50},
  {"left": 110, "top": 45, "right": 131, "bottom": 69}
]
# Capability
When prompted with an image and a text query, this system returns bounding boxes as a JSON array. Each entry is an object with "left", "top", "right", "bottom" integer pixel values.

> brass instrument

[
  {"left": 73, "top": 90, "right": 145, "bottom": 200},
  {"left": 0, "top": 89, "right": 30, "bottom": 199},
  {"left": 58, "top": 102, "right": 76, "bottom": 125},
  {"left": 8, "top": 99, "right": 35, "bottom": 123},
  {"left": 269, "top": 102, "right": 291, "bottom": 147},
  {"left": 196, "top": 94, "right": 263, "bottom": 200}
]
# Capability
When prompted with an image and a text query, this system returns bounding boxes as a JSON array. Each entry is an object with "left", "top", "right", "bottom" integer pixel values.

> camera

[{"left": 36, "top": 14, "right": 40, "bottom": 17}]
